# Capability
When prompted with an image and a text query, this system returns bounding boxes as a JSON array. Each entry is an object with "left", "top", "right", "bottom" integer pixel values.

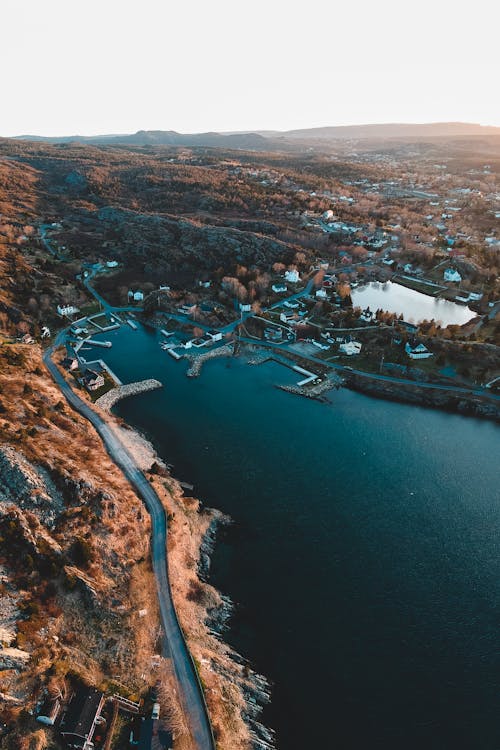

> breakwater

[
  {"left": 95, "top": 379, "right": 163, "bottom": 410},
  {"left": 186, "top": 344, "right": 234, "bottom": 377}
]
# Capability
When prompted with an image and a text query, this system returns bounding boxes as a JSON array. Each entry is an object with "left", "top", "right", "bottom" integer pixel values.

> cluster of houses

[{"left": 36, "top": 684, "right": 172, "bottom": 750}]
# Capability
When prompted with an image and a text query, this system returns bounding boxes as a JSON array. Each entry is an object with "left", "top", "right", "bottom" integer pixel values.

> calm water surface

[
  {"left": 87, "top": 326, "right": 499, "bottom": 750},
  {"left": 351, "top": 281, "right": 476, "bottom": 326}
]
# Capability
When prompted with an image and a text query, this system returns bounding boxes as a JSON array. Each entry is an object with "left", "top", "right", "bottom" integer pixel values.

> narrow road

[{"left": 43, "top": 342, "right": 215, "bottom": 750}]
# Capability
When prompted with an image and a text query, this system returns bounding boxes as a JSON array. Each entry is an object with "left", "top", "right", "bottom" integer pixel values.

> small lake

[{"left": 351, "top": 281, "right": 476, "bottom": 326}]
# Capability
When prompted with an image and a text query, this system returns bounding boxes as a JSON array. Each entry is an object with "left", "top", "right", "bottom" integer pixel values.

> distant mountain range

[{"left": 13, "top": 122, "right": 500, "bottom": 150}]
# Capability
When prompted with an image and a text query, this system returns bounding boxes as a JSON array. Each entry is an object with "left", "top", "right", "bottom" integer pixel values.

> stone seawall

[{"left": 95, "top": 379, "right": 163, "bottom": 410}]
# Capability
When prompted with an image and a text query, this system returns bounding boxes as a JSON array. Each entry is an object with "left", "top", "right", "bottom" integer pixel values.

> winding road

[{"left": 43, "top": 341, "right": 215, "bottom": 750}]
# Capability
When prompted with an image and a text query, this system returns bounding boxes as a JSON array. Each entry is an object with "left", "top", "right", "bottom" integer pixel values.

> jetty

[
  {"left": 85, "top": 338, "right": 112, "bottom": 348},
  {"left": 186, "top": 343, "right": 234, "bottom": 377},
  {"left": 95, "top": 379, "right": 163, "bottom": 410},
  {"left": 126, "top": 319, "right": 138, "bottom": 330}
]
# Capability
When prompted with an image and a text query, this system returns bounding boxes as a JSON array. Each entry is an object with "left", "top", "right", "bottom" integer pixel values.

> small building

[
  {"left": 315, "top": 289, "right": 327, "bottom": 299},
  {"left": 405, "top": 341, "right": 433, "bottom": 359},
  {"left": 272, "top": 283, "right": 287, "bottom": 294},
  {"left": 106, "top": 260, "right": 119, "bottom": 268},
  {"left": 62, "top": 357, "right": 79, "bottom": 371},
  {"left": 444, "top": 268, "right": 462, "bottom": 283},
  {"left": 60, "top": 687, "right": 105, "bottom": 749},
  {"left": 128, "top": 290, "right": 144, "bottom": 302},
  {"left": 57, "top": 304, "right": 79, "bottom": 317},
  {"left": 239, "top": 303, "right": 252, "bottom": 313},
  {"left": 264, "top": 327, "right": 283, "bottom": 342},
  {"left": 340, "top": 341, "right": 362, "bottom": 355},
  {"left": 207, "top": 330, "right": 223, "bottom": 342},
  {"left": 284, "top": 269, "right": 300, "bottom": 283},
  {"left": 280, "top": 310, "right": 297, "bottom": 323},
  {"left": 81, "top": 367, "right": 105, "bottom": 391}
]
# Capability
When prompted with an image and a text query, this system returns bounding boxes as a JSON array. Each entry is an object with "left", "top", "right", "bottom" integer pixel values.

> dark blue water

[{"left": 87, "top": 325, "right": 500, "bottom": 750}]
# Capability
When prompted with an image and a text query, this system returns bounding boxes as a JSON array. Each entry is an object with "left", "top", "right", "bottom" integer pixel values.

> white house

[
  {"left": 322, "top": 209, "right": 334, "bottom": 221},
  {"left": 403, "top": 263, "right": 413, "bottom": 274},
  {"left": 106, "top": 260, "right": 119, "bottom": 268},
  {"left": 315, "top": 289, "right": 327, "bottom": 299},
  {"left": 239, "top": 303, "right": 252, "bottom": 313},
  {"left": 128, "top": 290, "right": 144, "bottom": 302},
  {"left": 284, "top": 269, "right": 300, "bottom": 283},
  {"left": 339, "top": 341, "right": 362, "bottom": 356},
  {"left": 405, "top": 341, "right": 433, "bottom": 359},
  {"left": 57, "top": 304, "right": 79, "bottom": 317},
  {"left": 444, "top": 268, "right": 462, "bottom": 283},
  {"left": 272, "top": 283, "right": 287, "bottom": 294},
  {"left": 207, "top": 330, "right": 223, "bottom": 342}
]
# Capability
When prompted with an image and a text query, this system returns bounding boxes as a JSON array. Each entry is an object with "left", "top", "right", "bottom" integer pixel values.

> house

[
  {"left": 315, "top": 289, "right": 327, "bottom": 299},
  {"left": 198, "top": 280, "right": 211, "bottom": 288},
  {"left": 81, "top": 367, "right": 105, "bottom": 392},
  {"left": 239, "top": 303, "right": 252, "bottom": 313},
  {"left": 280, "top": 310, "right": 297, "bottom": 323},
  {"left": 284, "top": 269, "right": 300, "bottom": 283},
  {"left": 207, "top": 330, "right": 222, "bottom": 342},
  {"left": 264, "top": 327, "right": 283, "bottom": 342},
  {"left": 57, "top": 304, "right": 79, "bottom": 317},
  {"left": 128, "top": 290, "right": 144, "bottom": 302},
  {"left": 444, "top": 268, "right": 462, "bottom": 283},
  {"left": 62, "top": 357, "right": 79, "bottom": 371},
  {"left": 405, "top": 341, "right": 433, "bottom": 359},
  {"left": 272, "top": 283, "right": 287, "bottom": 294},
  {"left": 106, "top": 260, "right": 119, "bottom": 268},
  {"left": 403, "top": 263, "right": 413, "bottom": 274},
  {"left": 60, "top": 687, "right": 105, "bottom": 749},
  {"left": 339, "top": 341, "right": 362, "bottom": 355}
]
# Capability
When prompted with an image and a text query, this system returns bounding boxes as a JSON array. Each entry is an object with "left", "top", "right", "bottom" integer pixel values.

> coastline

[{"left": 109, "top": 415, "right": 275, "bottom": 750}]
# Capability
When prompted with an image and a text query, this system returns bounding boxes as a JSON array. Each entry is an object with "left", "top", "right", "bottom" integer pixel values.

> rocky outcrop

[
  {"left": 96, "top": 206, "right": 295, "bottom": 275},
  {"left": 345, "top": 373, "right": 500, "bottom": 422},
  {"left": 0, "top": 446, "right": 65, "bottom": 526}
]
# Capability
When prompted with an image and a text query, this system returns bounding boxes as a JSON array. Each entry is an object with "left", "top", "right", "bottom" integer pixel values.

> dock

[
  {"left": 160, "top": 329, "right": 175, "bottom": 337},
  {"left": 126, "top": 319, "right": 138, "bottom": 330},
  {"left": 179, "top": 481, "right": 194, "bottom": 492},
  {"left": 168, "top": 349, "right": 182, "bottom": 360},
  {"left": 293, "top": 365, "right": 316, "bottom": 386},
  {"left": 85, "top": 339, "right": 112, "bottom": 348}
]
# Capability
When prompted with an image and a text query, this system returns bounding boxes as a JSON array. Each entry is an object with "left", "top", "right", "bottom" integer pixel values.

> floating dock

[
  {"left": 168, "top": 349, "right": 182, "bottom": 360},
  {"left": 127, "top": 319, "right": 138, "bottom": 330}
]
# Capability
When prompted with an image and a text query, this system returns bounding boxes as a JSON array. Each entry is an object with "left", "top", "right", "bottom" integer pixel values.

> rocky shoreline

[
  {"left": 345, "top": 372, "right": 500, "bottom": 422},
  {"left": 115, "top": 419, "right": 275, "bottom": 749}
]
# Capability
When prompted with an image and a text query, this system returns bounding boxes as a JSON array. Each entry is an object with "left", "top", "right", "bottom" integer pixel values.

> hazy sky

[{"left": 2, "top": 0, "right": 499, "bottom": 136}]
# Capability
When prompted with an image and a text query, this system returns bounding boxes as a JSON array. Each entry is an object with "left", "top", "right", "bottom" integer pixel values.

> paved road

[
  {"left": 238, "top": 336, "right": 500, "bottom": 401},
  {"left": 43, "top": 341, "right": 215, "bottom": 750}
]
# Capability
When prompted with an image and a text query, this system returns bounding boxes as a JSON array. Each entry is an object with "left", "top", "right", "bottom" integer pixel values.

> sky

[{"left": 2, "top": 0, "right": 499, "bottom": 136}]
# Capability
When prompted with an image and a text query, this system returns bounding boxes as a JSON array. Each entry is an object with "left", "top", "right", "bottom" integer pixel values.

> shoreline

[{"left": 110, "top": 414, "right": 275, "bottom": 750}]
